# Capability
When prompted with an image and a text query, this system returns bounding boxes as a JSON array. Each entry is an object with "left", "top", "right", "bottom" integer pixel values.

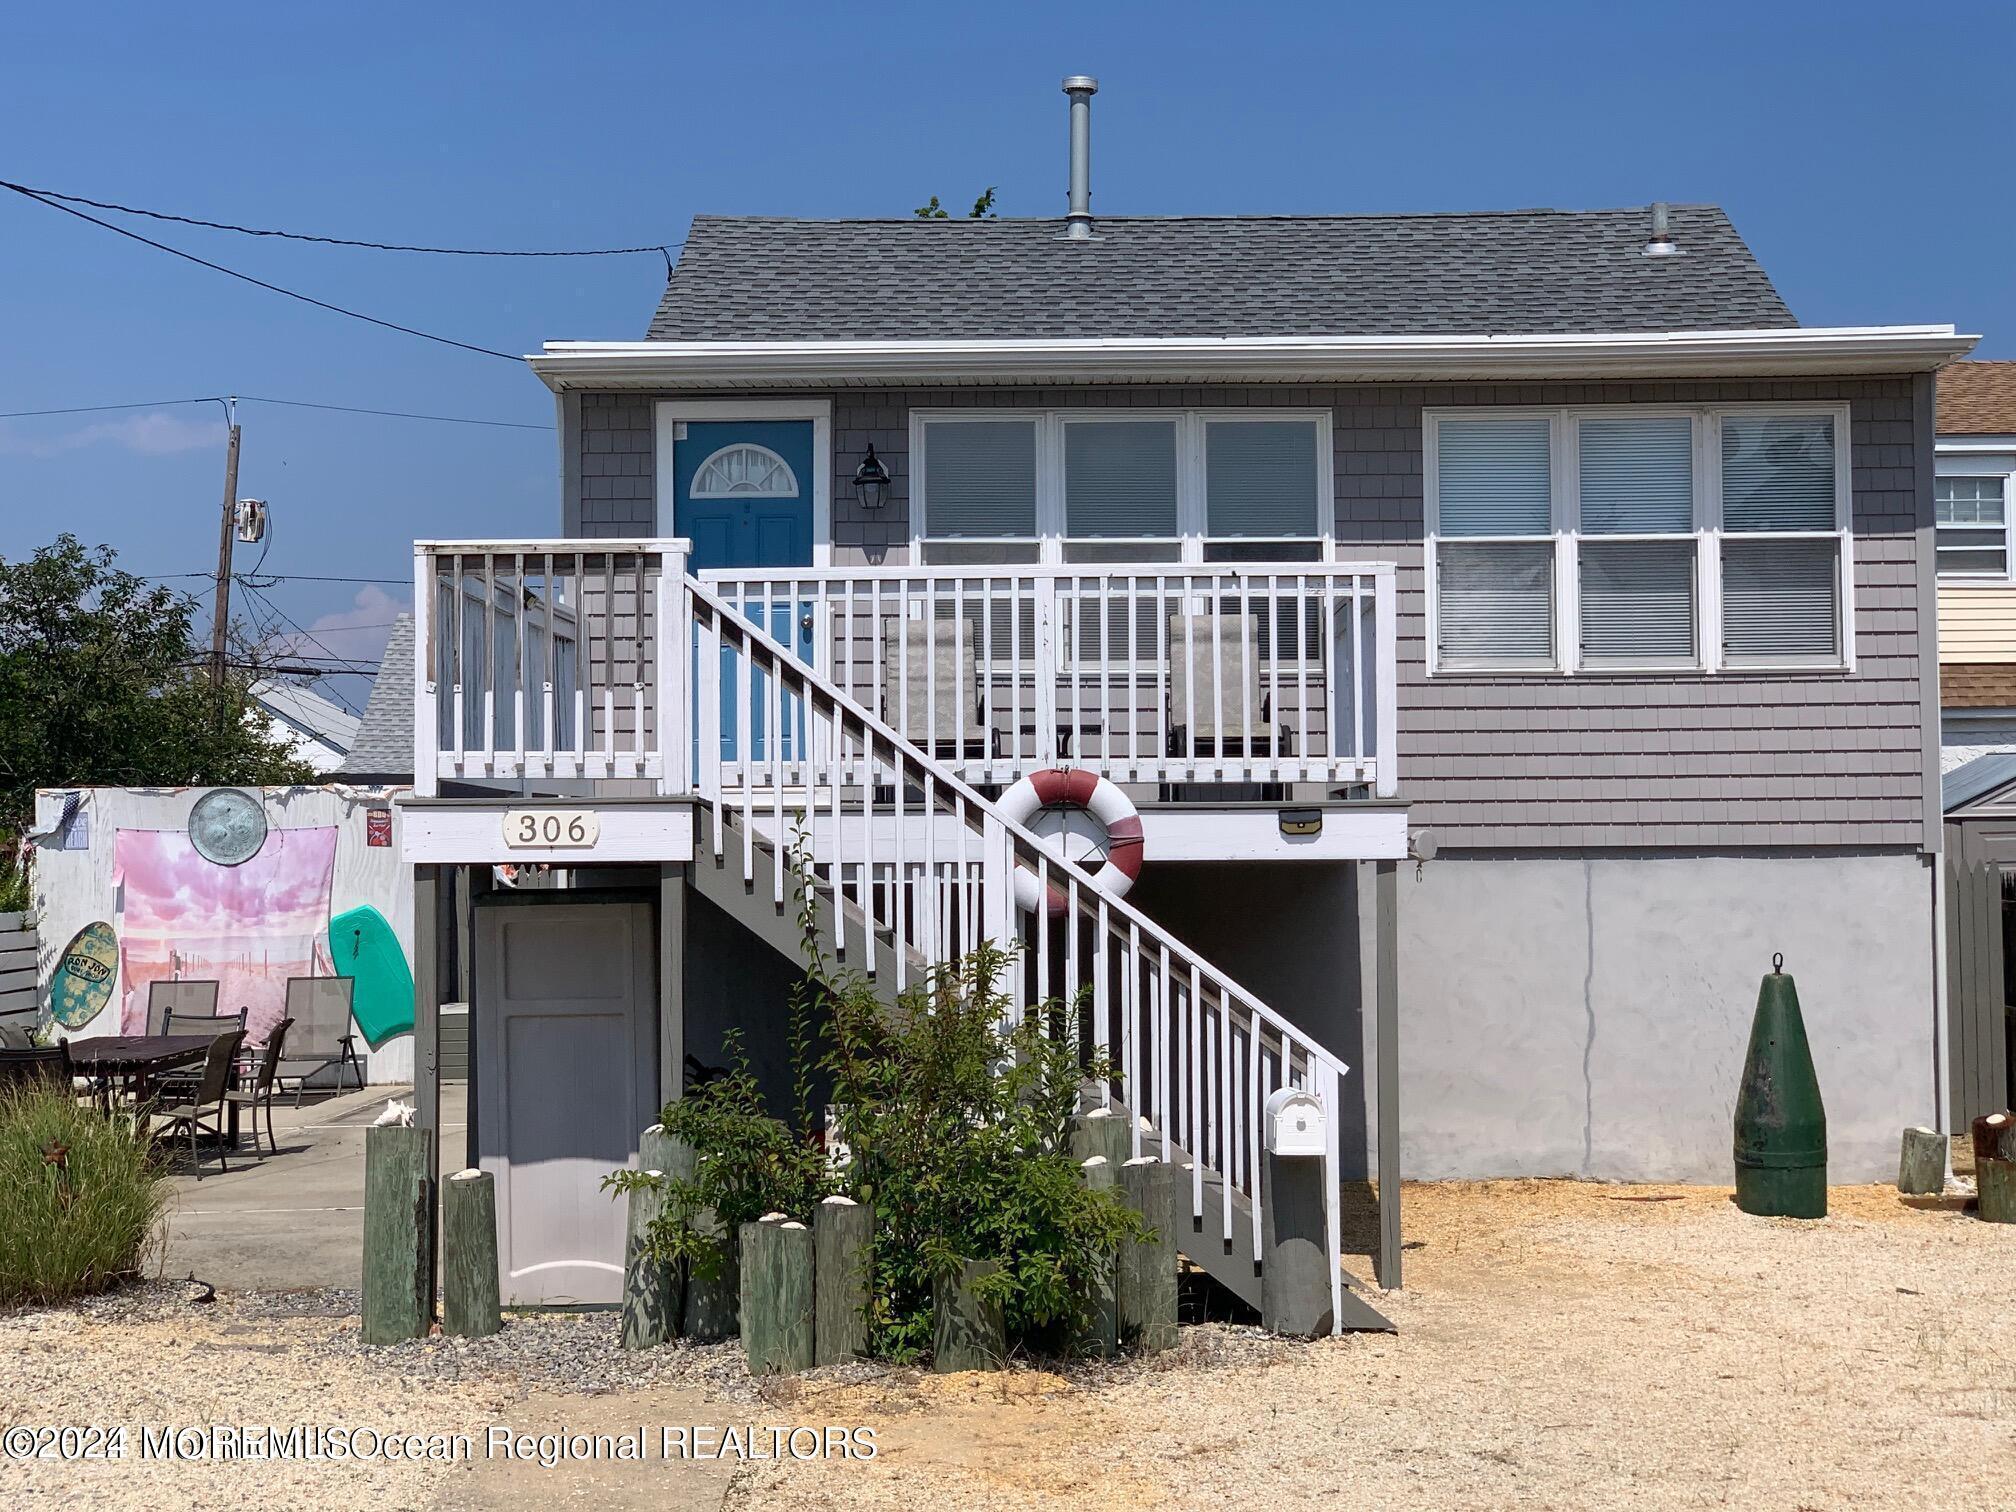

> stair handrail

[{"left": 680, "top": 571, "right": 1351, "bottom": 1082}]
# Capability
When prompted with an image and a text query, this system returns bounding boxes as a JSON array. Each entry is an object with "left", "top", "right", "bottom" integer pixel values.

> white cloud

[
  {"left": 0, "top": 411, "right": 226, "bottom": 458},
  {"left": 273, "top": 585, "right": 409, "bottom": 670}
]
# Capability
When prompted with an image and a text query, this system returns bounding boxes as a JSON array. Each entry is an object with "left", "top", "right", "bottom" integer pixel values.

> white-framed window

[
  {"left": 911, "top": 409, "right": 1332, "bottom": 565},
  {"left": 1936, "top": 473, "right": 2012, "bottom": 579},
  {"left": 1424, "top": 403, "right": 1853, "bottom": 675}
]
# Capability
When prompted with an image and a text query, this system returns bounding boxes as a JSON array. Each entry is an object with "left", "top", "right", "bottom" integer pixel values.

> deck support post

[
  {"left": 411, "top": 862, "right": 443, "bottom": 1319},
  {"left": 659, "top": 863, "right": 686, "bottom": 1108},
  {"left": 1374, "top": 857, "right": 1401, "bottom": 1290}
]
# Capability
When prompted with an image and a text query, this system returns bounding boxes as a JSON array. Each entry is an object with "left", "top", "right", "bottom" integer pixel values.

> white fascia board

[
  {"left": 1937, "top": 435, "right": 2016, "bottom": 454},
  {"left": 526, "top": 326, "right": 1978, "bottom": 391}
]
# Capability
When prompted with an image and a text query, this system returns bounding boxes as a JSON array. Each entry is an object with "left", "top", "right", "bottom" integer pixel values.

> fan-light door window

[
  {"left": 912, "top": 410, "right": 1331, "bottom": 565},
  {"left": 1427, "top": 404, "right": 1851, "bottom": 674}
]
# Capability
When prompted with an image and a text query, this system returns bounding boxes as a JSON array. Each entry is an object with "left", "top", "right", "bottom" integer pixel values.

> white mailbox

[{"left": 1264, "top": 1087, "right": 1325, "bottom": 1157}]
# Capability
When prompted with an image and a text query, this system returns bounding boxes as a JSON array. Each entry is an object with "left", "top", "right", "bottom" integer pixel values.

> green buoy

[{"left": 1733, "top": 954, "right": 1827, "bottom": 1218}]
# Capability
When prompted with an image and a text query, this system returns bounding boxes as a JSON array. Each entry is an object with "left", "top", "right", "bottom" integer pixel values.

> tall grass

[{"left": 0, "top": 1088, "right": 167, "bottom": 1305}]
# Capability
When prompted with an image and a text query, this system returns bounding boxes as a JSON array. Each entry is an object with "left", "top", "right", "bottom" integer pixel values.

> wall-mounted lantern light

[{"left": 851, "top": 444, "right": 892, "bottom": 510}]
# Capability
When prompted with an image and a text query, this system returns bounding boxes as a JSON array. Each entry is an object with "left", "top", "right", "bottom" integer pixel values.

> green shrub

[
  {"left": 0, "top": 1088, "right": 167, "bottom": 1304},
  {"left": 823, "top": 941, "right": 1146, "bottom": 1361}
]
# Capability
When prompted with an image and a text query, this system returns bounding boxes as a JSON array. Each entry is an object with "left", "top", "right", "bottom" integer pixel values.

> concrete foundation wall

[{"left": 1388, "top": 852, "right": 1937, "bottom": 1183}]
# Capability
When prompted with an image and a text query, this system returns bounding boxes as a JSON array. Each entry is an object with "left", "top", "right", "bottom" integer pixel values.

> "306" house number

[{"left": 501, "top": 810, "right": 601, "bottom": 849}]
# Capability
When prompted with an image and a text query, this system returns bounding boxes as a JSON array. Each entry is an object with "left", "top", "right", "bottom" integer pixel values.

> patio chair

[
  {"left": 276, "top": 977, "right": 364, "bottom": 1104},
  {"left": 1166, "top": 610, "right": 1291, "bottom": 759},
  {"left": 150, "top": 1031, "right": 242, "bottom": 1178},
  {"left": 154, "top": 1006, "right": 249, "bottom": 1099},
  {"left": 224, "top": 1017, "right": 292, "bottom": 1157},
  {"left": 145, "top": 979, "right": 220, "bottom": 1036},
  {"left": 0, "top": 1042, "right": 72, "bottom": 1094},
  {"left": 882, "top": 615, "right": 989, "bottom": 761},
  {"left": 0, "top": 1022, "right": 35, "bottom": 1051}
]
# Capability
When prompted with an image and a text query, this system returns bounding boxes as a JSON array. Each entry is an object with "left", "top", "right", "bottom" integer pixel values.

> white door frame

[{"left": 654, "top": 399, "right": 834, "bottom": 567}]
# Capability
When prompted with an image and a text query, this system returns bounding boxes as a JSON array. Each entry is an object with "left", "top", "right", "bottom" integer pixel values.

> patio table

[{"left": 67, "top": 1035, "right": 241, "bottom": 1144}]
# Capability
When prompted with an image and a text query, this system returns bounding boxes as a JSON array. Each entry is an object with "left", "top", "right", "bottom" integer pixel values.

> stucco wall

[{"left": 1381, "top": 851, "right": 1936, "bottom": 1183}]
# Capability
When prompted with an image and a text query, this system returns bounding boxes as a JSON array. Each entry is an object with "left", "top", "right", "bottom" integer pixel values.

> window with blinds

[
  {"left": 913, "top": 409, "right": 1331, "bottom": 564},
  {"left": 1718, "top": 413, "right": 1841, "bottom": 665},
  {"left": 1064, "top": 420, "right": 1179, "bottom": 560},
  {"left": 1936, "top": 475, "right": 2010, "bottom": 578},
  {"left": 1204, "top": 420, "right": 1322, "bottom": 559},
  {"left": 919, "top": 419, "right": 1038, "bottom": 562},
  {"left": 1577, "top": 415, "right": 1697, "bottom": 666},
  {"left": 1433, "top": 417, "right": 1554, "bottom": 668},
  {"left": 1427, "top": 405, "right": 1849, "bottom": 674}
]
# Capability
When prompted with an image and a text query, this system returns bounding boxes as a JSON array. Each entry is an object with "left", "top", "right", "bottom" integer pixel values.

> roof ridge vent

[{"left": 1644, "top": 201, "right": 1682, "bottom": 257}]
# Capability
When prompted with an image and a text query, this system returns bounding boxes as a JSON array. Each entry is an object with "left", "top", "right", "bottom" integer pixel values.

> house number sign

[{"left": 502, "top": 810, "right": 601, "bottom": 849}]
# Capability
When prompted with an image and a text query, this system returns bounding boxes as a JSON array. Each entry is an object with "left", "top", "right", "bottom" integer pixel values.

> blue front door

[{"left": 671, "top": 420, "right": 816, "bottom": 762}]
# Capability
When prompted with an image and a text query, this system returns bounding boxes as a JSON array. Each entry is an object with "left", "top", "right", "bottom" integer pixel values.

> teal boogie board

[
  {"left": 50, "top": 921, "right": 118, "bottom": 1029},
  {"left": 328, "top": 905, "right": 414, "bottom": 1048}
]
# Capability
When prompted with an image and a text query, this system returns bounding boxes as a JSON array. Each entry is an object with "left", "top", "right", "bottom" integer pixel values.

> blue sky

[{"left": 3, "top": 2, "right": 2008, "bottom": 707}]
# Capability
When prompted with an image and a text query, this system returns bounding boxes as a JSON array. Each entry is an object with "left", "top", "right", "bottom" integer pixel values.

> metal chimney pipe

[
  {"left": 1644, "top": 201, "right": 1680, "bottom": 257},
  {"left": 1063, "top": 75, "right": 1098, "bottom": 240}
]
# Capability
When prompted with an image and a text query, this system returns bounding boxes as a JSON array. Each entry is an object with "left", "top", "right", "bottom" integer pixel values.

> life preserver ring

[{"left": 998, "top": 768, "right": 1144, "bottom": 915}]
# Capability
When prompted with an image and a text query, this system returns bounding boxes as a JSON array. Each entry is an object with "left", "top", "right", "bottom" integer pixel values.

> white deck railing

[
  {"left": 414, "top": 542, "right": 1397, "bottom": 797},
  {"left": 682, "top": 570, "right": 1355, "bottom": 1333}
]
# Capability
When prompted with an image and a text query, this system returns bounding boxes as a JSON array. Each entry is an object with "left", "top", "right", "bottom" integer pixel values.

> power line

[
  {"left": 4, "top": 184, "right": 522, "bottom": 362},
  {"left": 0, "top": 397, "right": 222, "bottom": 420},
  {"left": 143, "top": 571, "right": 409, "bottom": 586},
  {"left": 0, "top": 393, "right": 550, "bottom": 429},
  {"left": 236, "top": 395, "right": 548, "bottom": 430},
  {"left": 0, "top": 179, "right": 678, "bottom": 258}
]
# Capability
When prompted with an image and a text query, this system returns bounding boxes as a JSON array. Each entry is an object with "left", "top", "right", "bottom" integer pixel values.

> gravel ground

[{"left": 4, "top": 1182, "right": 2012, "bottom": 1510}]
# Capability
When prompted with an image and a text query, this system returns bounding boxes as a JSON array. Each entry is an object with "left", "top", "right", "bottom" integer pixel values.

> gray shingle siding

[
  {"left": 573, "top": 392, "right": 655, "bottom": 537},
  {"left": 566, "top": 377, "right": 1928, "bottom": 851}
]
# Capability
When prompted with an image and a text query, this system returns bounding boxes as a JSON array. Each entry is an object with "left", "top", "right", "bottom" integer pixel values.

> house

[
  {"left": 1934, "top": 361, "right": 2016, "bottom": 769},
  {"left": 394, "top": 79, "right": 1976, "bottom": 1315},
  {"left": 250, "top": 678, "right": 361, "bottom": 773}
]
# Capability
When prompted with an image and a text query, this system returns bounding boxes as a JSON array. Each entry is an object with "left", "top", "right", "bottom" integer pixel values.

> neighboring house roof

[
  {"left": 1938, "top": 360, "right": 2016, "bottom": 435},
  {"left": 1942, "top": 664, "right": 2016, "bottom": 709},
  {"left": 647, "top": 206, "right": 1797, "bottom": 343},
  {"left": 335, "top": 613, "right": 414, "bottom": 780},
  {"left": 249, "top": 678, "right": 360, "bottom": 774},
  {"left": 1944, "top": 750, "right": 2016, "bottom": 813}
]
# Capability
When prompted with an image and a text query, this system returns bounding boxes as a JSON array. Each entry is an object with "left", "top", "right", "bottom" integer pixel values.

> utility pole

[{"left": 209, "top": 396, "right": 241, "bottom": 690}]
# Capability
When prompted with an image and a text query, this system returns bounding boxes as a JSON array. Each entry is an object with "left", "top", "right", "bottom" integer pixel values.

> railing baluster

[
  {"left": 1125, "top": 919, "right": 1141, "bottom": 1161},
  {"left": 1157, "top": 942, "right": 1171, "bottom": 1164}
]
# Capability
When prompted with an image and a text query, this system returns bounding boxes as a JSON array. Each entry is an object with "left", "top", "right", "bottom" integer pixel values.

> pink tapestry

[{"left": 112, "top": 827, "right": 339, "bottom": 1041}]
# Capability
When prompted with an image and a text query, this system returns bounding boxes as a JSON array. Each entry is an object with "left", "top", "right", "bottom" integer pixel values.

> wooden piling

[
  {"left": 1069, "top": 1107, "right": 1132, "bottom": 1168},
  {"left": 932, "top": 1258, "right": 1005, "bottom": 1372},
  {"left": 1981, "top": 1159, "right": 2016, "bottom": 1223},
  {"left": 1897, "top": 1126, "right": 1946, "bottom": 1196},
  {"left": 362, "top": 1124, "right": 431, "bottom": 1345},
  {"left": 740, "top": 1216, "right": 815, "bottom": 1374},
  {"left": 814, "top": 1196, "right": 873, "bottom": 1366},
  {"left": 1079, "top": 1156, "right": 1119, "bottom": 1357},
  {"left": 621, "top": 1168, "right": 678, "bottom": 1350},
  {"left": 441, "top": 1168, "right": 500, "bottom": 1339},
  {"left": 1118, "top": 1156, "right": 1178, "bottom": 1354},
  {"left": 1261, "top": 1151, "right": 1332, "bottom": 1338},
  {"left": 639, "top": 1123, "right": 697, "bottom": 1185},
  {"left": 683, "top": 1205, "right": 739, "bottom": 1341}
]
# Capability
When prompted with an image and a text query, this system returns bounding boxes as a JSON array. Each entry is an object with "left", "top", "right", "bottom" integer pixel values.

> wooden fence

[
  {"left": 1945, "top": 857, "right": 2013, "bottom": 1125},
  {"left": 0, "top": 910, "right": 39, "bottom": 1023}
]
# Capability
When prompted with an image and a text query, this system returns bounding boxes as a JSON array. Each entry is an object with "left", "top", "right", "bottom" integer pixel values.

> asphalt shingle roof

[
  {"left": 1945, "top": 750, "right": 2016, "bottom": 813},
  {"left": 335, "top": 613, "right": 414, "bottom": 781},
  {"left": 647, "top": 205, "right": 1796, "bottom": 342},
  {"left": 1938, "top": 361, "right": 2016, "bottom": 436}
]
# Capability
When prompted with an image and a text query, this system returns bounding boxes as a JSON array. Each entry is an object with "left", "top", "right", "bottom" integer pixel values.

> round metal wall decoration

[{"left": 188, "top": 788, "right": 268, "bottom": 866}]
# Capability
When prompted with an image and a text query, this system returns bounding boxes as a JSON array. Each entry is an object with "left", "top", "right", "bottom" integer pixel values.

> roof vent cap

[{"left": 1644, "top": 201, "right": 1682, "bottom": 257}]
